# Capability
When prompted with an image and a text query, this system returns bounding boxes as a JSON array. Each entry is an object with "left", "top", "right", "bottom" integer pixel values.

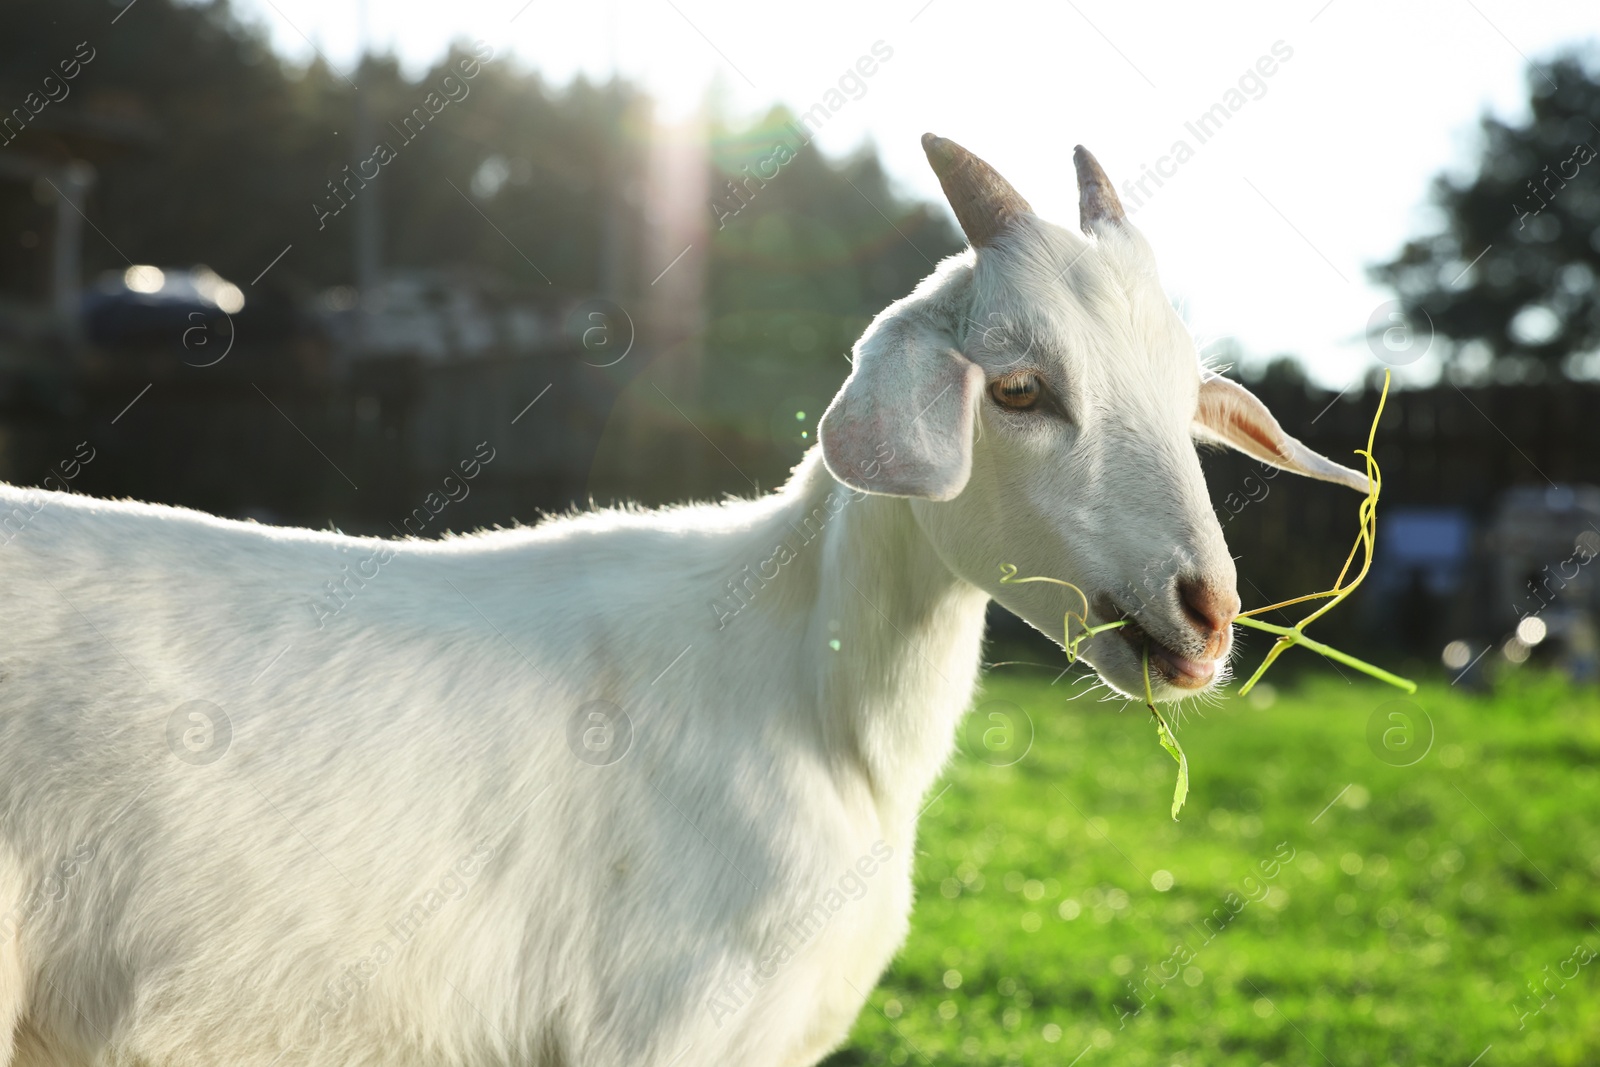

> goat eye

[{"left": 990, "top": 372, "right": 1042, "bottom": 411}]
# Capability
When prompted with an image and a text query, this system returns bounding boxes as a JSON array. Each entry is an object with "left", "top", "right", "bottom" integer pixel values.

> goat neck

[{"left": 780, "top": 450, "right": 988, "bottom": 842}]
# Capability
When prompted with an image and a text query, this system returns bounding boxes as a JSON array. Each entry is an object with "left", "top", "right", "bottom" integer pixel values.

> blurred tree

[
  {"left": 1239, "top": 353, "right": 1310, "bottom": 391},
  {"left": 0, "top": 0, "right": 952, "bottom": 338},
  {"left": 0, "top": 0, "right": 972, "bottom": 515},
  {"left": 1, "top": 0, "right": 320, "bottom": 286},
  {"left": 701, "top": 106, "right": 961, "bottom": 443},
  {"left": 1373, "top": 49, "right": 1600, "bottom": 378},
  {"left": 0, "top": 0, "right": 653, "bottom": 298}
]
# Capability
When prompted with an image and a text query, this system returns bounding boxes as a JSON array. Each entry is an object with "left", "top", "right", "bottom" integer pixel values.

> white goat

[{"left": 0, "top": 136, "right": 1366, "bottom": 1067}]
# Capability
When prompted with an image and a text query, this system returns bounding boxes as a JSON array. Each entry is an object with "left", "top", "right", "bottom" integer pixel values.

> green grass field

[{"left": 825, "top": 669, "right": 1600, "bottom": 1067}]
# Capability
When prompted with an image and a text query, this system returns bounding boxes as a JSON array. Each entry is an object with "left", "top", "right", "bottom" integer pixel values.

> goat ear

[
  {"left": 1194, "top": 374, "right": 1371, "bottom": 493},
  {"left": 820, "top": 310, "right": 985, "bottom": 501}
]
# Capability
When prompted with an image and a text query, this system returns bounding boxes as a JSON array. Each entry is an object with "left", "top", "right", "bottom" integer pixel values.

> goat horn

[
  {"left": 921, "top": 133, "right": 1032, "bottom": 248},
  {"left": 1074, "top": 145, "right": 1126, "bottom": 234}
]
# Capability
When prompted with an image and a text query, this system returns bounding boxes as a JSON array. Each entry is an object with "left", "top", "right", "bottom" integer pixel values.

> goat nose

[{"left": 1178, "top": 578, "right": 1240, "bottom": 652}]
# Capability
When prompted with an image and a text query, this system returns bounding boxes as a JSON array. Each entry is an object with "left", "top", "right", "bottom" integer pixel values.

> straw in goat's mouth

[
  {"left": 1143, "top": 643, "right": 1189, "bottom": 820},
  {"left": 996, "top": 564, "right": 1190, "bottom": 818}
]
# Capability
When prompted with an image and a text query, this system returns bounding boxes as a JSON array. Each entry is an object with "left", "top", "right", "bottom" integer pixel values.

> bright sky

[{"left": 235, "top": 0, "right": 1598, "bottom": 388}]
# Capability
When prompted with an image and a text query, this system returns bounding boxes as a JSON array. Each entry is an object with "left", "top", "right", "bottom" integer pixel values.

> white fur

[{"left": 0, "top": 170, "right": 1364, "bottom": 1067}]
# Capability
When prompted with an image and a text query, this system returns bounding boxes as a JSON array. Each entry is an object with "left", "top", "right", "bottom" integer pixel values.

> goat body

[{"left": 0, "top": 446, "right": 982, "bottom": 1067}]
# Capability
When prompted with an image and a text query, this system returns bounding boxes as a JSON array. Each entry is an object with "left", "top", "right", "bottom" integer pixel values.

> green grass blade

[
  {"left": 1144, "top": 644, "right": 1190, "bottom": 820},
  {"left": 1234, "top": 617, "right": 1417, "bottom": 694}
]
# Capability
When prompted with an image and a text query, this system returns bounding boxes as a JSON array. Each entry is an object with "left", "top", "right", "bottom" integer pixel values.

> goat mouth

[{"left": 1093, "top": 601, "right": 1220, "bottom": 690}]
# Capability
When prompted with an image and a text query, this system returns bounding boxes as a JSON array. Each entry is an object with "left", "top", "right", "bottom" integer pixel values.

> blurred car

[{"left": 81, "top": 264, "right": 244, "bottom": 347}]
